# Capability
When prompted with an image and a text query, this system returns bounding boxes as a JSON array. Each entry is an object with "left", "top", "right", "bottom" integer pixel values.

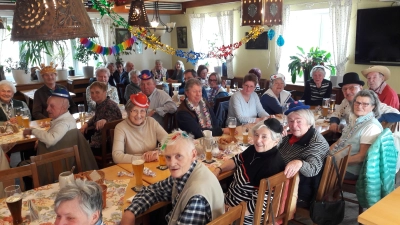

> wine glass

[{"left": 227, "top": 117, "right": 237, "bottom": 137}]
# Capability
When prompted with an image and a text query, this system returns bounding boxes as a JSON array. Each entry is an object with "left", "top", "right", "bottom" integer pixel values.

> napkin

[{"left": 143, "top": 167, "right": 156, "bottom": 177}]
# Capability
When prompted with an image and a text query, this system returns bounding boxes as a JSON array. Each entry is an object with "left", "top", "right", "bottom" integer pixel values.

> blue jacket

[{"left": 356, "top": 128, "right": 398, "bottom": 208}]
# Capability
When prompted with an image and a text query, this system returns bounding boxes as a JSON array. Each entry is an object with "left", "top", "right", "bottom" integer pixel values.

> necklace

[{"left": 249, "top": 152, "right": 260, "bottom": 165}]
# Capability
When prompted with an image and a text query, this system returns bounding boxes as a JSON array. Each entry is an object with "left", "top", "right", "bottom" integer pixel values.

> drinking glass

[
  {"left": 233, "top": 82, "right": 238, "bottom": 90},
  {"left": 158, "top": 150, "right": 168, "bottom": 170},
  {"left": 4, "top": 185, "right": 23, "bottom": 225},
  {"left": 14, "top": 107, "right": 23, "bottom": 127},
  {"left": 132, "top": 154, "right": 145, "bottom": 192},
  {"left": 225, "top": 80, "right": 231, "bottom": 93},
  {"left": 330, "top": 94, "right": 336, "bottom": 111},
  {"left": 322, "top": 98, "right": 330, "bottom": 119},
  {"left": 242, "top": 122, "right": 249, "bottom": 145},
  {"left": 58, "top": 171, "right": 75, "bottom": 189},
  {"left": 78, "top": 104, "right": 85, "bottom": 122},
  {"left": 205, "top": 143, "right": 213, "bottom": 163},
  {"left": 21, "top": 108, "right": 30, "bottom": 128},
  {"left": 227, "top": 117, "right": 237, "bottom": 137},
  {"left": 281, "top": 103, "right": 290, "bottom": 126}
]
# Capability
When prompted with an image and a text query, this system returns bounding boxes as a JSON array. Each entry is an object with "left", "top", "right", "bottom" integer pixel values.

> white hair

[{"left": 0, "top": 80, "right": 16, "bottom": 94}]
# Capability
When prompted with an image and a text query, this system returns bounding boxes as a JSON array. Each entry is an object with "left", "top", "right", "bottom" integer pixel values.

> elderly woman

[
  {"left": 168, "top": 60, "right": 184, "bottom": 83},
  {"left": 228, "top": 73, "right": 269, "bottom": 125},
  {"left": 54, "top": 180, "right": 105, "bottom": 225},
  {"left": 176, "top": 78, "right": 230, "bottom": 139},
  {"left": 301, "top": 65, "right": 332, "bottom": 106},
  {"left": 197, "top": 65, "right": 209, "bottom": 81},
  {"left": 206, "top": 72, "right": 228, "bottom": 107},
  {"left": 124, "top": 70, "right": 141, "bottom": 102},
  {"left": 0, "top": 80, "right": 30, "bottom": 122},
  {"left": 151, "top": 59, "right": 168, "bottom": 81},
  {"left": 86, "top": 67, "right": 120, "bottom": 112},
  {"left": 113, "top": 93, "right": 168, "bottom": 163},
  {"left": 279, "top": 101, "right": 329, "bottom": 208},
  {"left": 213, "top": 118, "right": 286, "bottom": 224},
  {"left": 80, "top": 82, "right": 122, "bottom": 153},
  {"left": 331, "top": 90, "right": 383, "bottom": 180},
  {"left": 261, "top": 73, "right": 294, "bottom": 115}
]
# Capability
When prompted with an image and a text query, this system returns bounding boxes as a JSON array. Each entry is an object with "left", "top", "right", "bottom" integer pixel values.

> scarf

[
  {"left": 0, "top": 99, "right": 13, "bottom": 120},
  {"left": 207, "top": 85, "right": 221, "bottom": 104},
  {"left": 264, "top": 88, "right": 292, "bottom": 105},
  {"left": 186, "top": 98, "right": 212, "bottom": 129}
]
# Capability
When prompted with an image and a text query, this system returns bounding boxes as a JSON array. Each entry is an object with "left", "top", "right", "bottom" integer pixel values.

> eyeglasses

[
  {"left": 208, "top": 79, "right": 217, "bottom": 82},
  {"left": 243, "top": 84, "right": 255, "bottom": 89},
  {"left": 342, "top": 85, "right": 360, "bottom": 92},
  {"left": 354, "top": 101, "right": 371, "bottom": 107}
]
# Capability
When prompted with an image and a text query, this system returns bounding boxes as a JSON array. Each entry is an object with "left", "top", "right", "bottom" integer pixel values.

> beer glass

[
  {"left": 132, "top": 154, "right": 145, "bottom": 192},
  {"left": 205, "top": 143, "right": 213, "bottom": 163},
  {"left": 14, "top": 107, "right": 23, "bottom": 127},
  {"left": 322, "top": 98, "right": 330, "bottom": 119},
  {"left": 330, "top": 94, "right": 336, "bottom": 111},
  {"left": 227, "top": 117, "right": 237, "bottom": 137},
  {"left": 4, "top": 185, "right": 23, "bottom": 225},
  {"left": 242, "top": 123, "right": 249, "bottom": 145},
  {"left": 21, "top": 108, "right": 30, "bottom": 128},
  {"left": 78, "top": 104, "right": 85, "bottom": 122},
  {"left": 158, "top": 150, "right": 168, "bottom": 170},
  {"left": 225, "top": 80, "right": 231, "bottom": 93}
]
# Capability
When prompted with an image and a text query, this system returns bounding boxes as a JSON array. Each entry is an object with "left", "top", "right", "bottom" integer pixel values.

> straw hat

[{"left": 361, "top": 66, "right": 390, "bottom": 81}]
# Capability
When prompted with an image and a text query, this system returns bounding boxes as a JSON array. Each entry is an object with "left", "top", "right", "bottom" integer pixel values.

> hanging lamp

[{"left": 128, "top": 0, "right": 151, "bottom": 28}]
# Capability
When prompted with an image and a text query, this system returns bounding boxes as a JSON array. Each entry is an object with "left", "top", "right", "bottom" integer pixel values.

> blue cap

[
  {"left": 51, "top": 88, "right": 70, "bottom": 99},
  {"left": 139, "top": 70, "right": 153, "bottom": 80},
  {"left": 284, "top": 101, "right": 310, "bottom": 115}
]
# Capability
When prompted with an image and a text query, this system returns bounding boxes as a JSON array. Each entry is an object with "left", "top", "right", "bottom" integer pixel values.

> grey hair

[
  {"left": 155, "top": 60, "right": 162, "bottom": 65},
  {"left": 0, "top": 80, "right": 16, "bottom": 94},
  {"left": 124, "top": 61, "right": 133, "bottom": 68},
  {"left": 184, "top": 77, "right": 202, "bottom": 93},
  {"left": 161, "top": 129, "right": 195, "bottom": 152},
  {"left": 288, "top": 109, "right": 315, "bottom": 127},
  {"left": 95, "top": 67, "right": 110, "bottom": 78},
  {"left": 269, "top": 77, "right": 286, "bottom": 89},
  {"left": 176, "top": 60, "right": 185, "bottom": 71},
  {"left": 252, "top": 120, "right": 283, "bottom": 145},
  {"left": 125, "top": 99, "right": 148, "bottom": 116},
  {"left": 54, "top": 179, "right": 102, "bottom": 220},
  {"left": 128, "top": 70, "right": 141, "bottom": 80},
  {"left": 208, "top": 72, "right": 222, "bottom": 85},
  {"left": 351, "top": 90, "right": 381, "bottom": 118},
  {"left": 310, "top": 65, "right": 326, "bottom": 77},
  {"left": 106, "top": 62, "right": 115, "bottom": 68}
]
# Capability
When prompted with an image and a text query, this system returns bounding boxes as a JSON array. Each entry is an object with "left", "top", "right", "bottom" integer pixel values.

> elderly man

[
  {"left": 329, "top": 72, "right": 399, "bottom": 132},
  {"left": 140, "top": 70, "right": 177, "bottom": 125},
  {"left": 32, "top": 63, "right": 77, "bottom": 119},
  {"left": 86, "top": 67, "right": 119, "bottom": 112},
  {"left": 178, "top": 69, "right": 207, "bottom": 99},
  {"left": 0, "top": 80, "right": 30, "bottom": 122},
  {"left": 361, "top": 65, "right": 399, "bottom": 109},
  {"left": 120, "top": 61, "right": 136, "bottom": 85},
  {"left": 151, "top": 59, "right": 168, "bottom": 81},
  {"left": 106, "top": 62, "right": 119, "bottom": 86},
  {"left": 55, "top": 179, "right": 105, "bottom": 225},
  {"left": 121, "top": 131, "right": 224, "bottom": 225},
  {"left": 124, "top": 70, "right": 141, "bottom": 102}
]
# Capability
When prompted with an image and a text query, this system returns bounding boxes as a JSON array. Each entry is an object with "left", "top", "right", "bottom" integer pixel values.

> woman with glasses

[
  {"left": 330, "top": 90, "right": 383, "bottom": 180},
  {"left": 206, "top": 72, "right": 228, "bottom": 108},
  {"left": 227, "top": 73, "right": 269, "bottom": 125},
  {"left": 301, "top": 65, "right": 332, "bottom": 106},
  {"left": 260, "top": 73, "right": 294, "bottom": 115}
]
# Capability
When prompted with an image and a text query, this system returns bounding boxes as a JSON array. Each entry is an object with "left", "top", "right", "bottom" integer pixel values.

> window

[{"left": 278, "top": 8, "right": 333, "bottom": 84}]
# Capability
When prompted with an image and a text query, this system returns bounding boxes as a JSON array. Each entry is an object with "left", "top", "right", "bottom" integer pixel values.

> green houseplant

[
  {"left": 53, "top": 40, "right": 70, "bottom": 80},
  {"left": 68, "top": 66, "right": 75, "bottom": 76},
  {"left": 73, "top": 43, "right": 99, "bottom": 77},
  {"left": 4, "top": 57, "right": 30, "bottom": 84},
  {"left": 288, "top": 46, "right": 336, "bottom": 84}
]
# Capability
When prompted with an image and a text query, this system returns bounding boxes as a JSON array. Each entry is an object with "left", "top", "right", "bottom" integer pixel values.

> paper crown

[
  {"left": 40, "top": 62, "right": 58, "bottom": 75},
  {"left": 270, "top": 73, "right": 285, "bottom": 81},
  {"left": 51, "top": 88, "right": 69, "bottom": 99},
  {"left": 130, "top": 92, "right": 150, "bottom": 108},
  {"left": 139, "top": 70, "right": 153, "bottom": 80}
]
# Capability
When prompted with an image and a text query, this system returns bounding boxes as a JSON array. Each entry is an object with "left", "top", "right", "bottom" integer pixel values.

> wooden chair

[
  {"left": 207, "top": 201, "right": 246, "bottom": 225},
  {"left": 97, "top": 119, "right": 123, "bottom": 168},
  {"left": 292, "top": 145, "right": 351, "bottom": 224},
  {"left": 30, "top": 146, "right": 82, "bottom": 186},
  {"left": 0, "top": 164, "right": 40, "bottom": 191},
  {"left": 254, "top": 171, "right": 300, "bottom": 225},
  {"left": 214, "top": 95, "right": 231, "bottom": 113}
]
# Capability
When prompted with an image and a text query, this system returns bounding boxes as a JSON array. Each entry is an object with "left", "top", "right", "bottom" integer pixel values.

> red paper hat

[{"left": 130, "top": 92, "right": 150, "bottom": 108}]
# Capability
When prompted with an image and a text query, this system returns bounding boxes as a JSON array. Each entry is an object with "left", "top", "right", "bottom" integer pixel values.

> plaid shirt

[{"left": 126, "top": 161, "right": 212, "bottom": 224}]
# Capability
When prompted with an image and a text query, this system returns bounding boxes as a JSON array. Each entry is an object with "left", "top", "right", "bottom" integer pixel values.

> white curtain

[
  {"left": 274, "top": 5, "right": 290, "bottom": 73},
  {"left": 329, "top": 0, "right": 352, "bottom": 76},
  {"left": 216, "top": 10, "right": 234, "bottom": 78},
  {"left": 189, "top": 14, "right": 208, "bottom": 55},
  {"left": 0, "top": 18, "right": 8, "bottom": 64},
  {"left": 91, "top": 17, "right": 113, "bottom": 63}
]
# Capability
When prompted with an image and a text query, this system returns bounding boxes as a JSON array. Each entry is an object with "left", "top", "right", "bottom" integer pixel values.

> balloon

[
  {"left": 268, "top": 29, "right": 275, "bottom": 40},
  {"left": 277, "top": 35, "right": 285, "bottom": 46}
]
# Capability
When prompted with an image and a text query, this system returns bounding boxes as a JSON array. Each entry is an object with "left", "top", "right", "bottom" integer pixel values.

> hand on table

[
  {"left": 95, "top": 119, "right": 107, "bottom": 130},
  {"left": 9, "top": 117, "right": 17, "bottom": 124},
  {"left": 23, "top": 128, "right": 32, "bottom": 138},
  {"left": 284, "top": 160, "right": 302, "bottom": 178},
  {"left": 143, "top": 150, "right": 158, "bottom": 162}
]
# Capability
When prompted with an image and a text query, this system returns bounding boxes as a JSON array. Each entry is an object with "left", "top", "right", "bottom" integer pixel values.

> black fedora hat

[{"left": 338, "top": 72, "right": 365, "bottom": 87}]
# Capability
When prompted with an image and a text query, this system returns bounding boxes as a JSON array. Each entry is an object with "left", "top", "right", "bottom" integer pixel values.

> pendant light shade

[
  {"left": 128, "top": 0, "right": 150, "bottom": 28},
  {"left": 11, "top": 0, "right": 98, "bottom": 41}
]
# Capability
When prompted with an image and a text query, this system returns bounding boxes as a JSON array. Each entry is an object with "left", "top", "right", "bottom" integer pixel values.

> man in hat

[
  {"left": 24, "top": 88, "right": 77, "bottom": 148},
  {"left": 361, "top": 65, "right": 399, "bottom": 109},
  {"left": 329, "top": 72, "right": 399, "bottom": 132},
  {"left": 139, "top": 70, "right": 177, "bottom": 125},
  {"left": 32, "top": 62, "right": 77, "bottom": 120}
]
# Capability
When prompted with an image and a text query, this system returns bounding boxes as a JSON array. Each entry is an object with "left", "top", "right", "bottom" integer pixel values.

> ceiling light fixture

[
  {"left": 128, "top": 0, "right": 151, "bottom": 28},
  {"left": 149, "top": 1, "right": 176, "bottom": 34}
]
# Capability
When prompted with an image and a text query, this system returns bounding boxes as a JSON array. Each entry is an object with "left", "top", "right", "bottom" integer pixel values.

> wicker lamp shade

[
  {"left": 128, "top": 0, "right": 150, "bottom": 28},
  {"left": 241, "top": 0, "right": 283, "bottom": 27},
  {"left": 11, "top": 0, "right": 98, "bottom": 41}
]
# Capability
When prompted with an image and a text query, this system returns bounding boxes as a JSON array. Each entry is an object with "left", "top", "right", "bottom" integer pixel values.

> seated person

[
  {"left": 121, "top": 130, "right": 224, "bottom": 225},
  {"left": 329, "top": 72, "right": 399, "bottom": 132},
  {"left": 80, "top": 82, "right": 122, "bottom": 154},
  {"left": 330, "top": 90, "right": 383, "bottom": 180},
  {"left": 168, "top": 60, "right": 185, "bottom": 83},
  {"left": 248, "top": 68, "right": 261, "bottom": 89},
  {"left": 301, "top": 65, "right": 332, "bottom": 106},
  {"left": 0, "top": 80, "right": 30, "bottom": 122},
  {"left": 114, "top": 61, "right": 123, "bottom": 83},
  {"left": 197, "top": 64, "right": 208, "bottom": 83},
  {"left": 106, "top": 62, "right": 118, "bottom": 86},
  {"left": 24, "top": 89, "right": 77, "bottom": 148},
  {"left": 86, "top": 67, "right": 119, "bottom": 112},
  {"left": 120, "top": 61, "right": 135, "bottom": 85},
  {"left": 124, "top": 70, "right": 141, "bottom": 102},
  {"left": 227, "top": 73, "right": 269, "bottom": 125},
  {"left": 260, "top": 73, "right": 294, "bottom": 115},
  {"left": 279, "top": 101, "right": 329, "bottom": 208},
  {"left": 206, "top": 72, "right": 228, "bottom": 108},
  {"left": 112, "top": 93, "right": 168, "bottom": 164},
  {"left": 32, "top": 63, "right": 77, "bottom": 119},
  {"left": 178, "top": 69, "right": 207, "bottom": 98},
  {"left": 177, "top": 78, "right": 230, "bottom": 139},
  {"left": 54, "top": 180, "right": 104, "bottom": 225},
  {"left": 213, "top": 118, "right": 286, "bottom": 224},
  {"left": 151, "top": 59, "right": 169, "bottom": 94}
]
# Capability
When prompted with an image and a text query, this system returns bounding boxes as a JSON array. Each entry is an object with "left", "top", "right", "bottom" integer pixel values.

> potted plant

[
  {"left": 54, "top": 40, "right": 69, "bottom": 80},
  {"left": 68, "top": 66, "right": 75, "bottom": 76},
  {"left": 73, "top": 42, "right": 99, "bottom": 78},
  {"left": 288, "top": 46, "right": 336, "bottom": 84},
  {"left": 20, "top": 40, "right": 54, "bottom": 82},
  {"left": 4, "top": 57, "right": 30, "bottom": 84}
]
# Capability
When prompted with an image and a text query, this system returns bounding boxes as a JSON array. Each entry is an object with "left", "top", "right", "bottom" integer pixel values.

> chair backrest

[
  {"left": 316, "top": 145, "right": 351, "bottom": 201},
  {"left": 255, "top": 88, "right": 266, "bottom": 98},
  {"left": 381, "top": 121, "right": 400, "bottom": 133},
  {"left": 214, "top": 95, "right": 231, "bottom": 112},
  {"left": 163, "top": 112, "right": 177, "bottom": 133},
  {"left": 215, "top": 101, "right": 230, "bottom": 128},
  {"left": 99, "top": 119, "right": 124, "bottom": 168},
  {"left": 30, "top": 146, "right": 81, "bottom": 186},
  {"left": 0, "top": 164, "right": 40, "bottom": 191},
  {"left": 254, "top": 171, "right": 300, "bottom": 225},
  {"left": 207, "top": 201, "right": 246, "bottom": 225},
  {"left": 259, "top": 78, "right": 269, "bottom": 89},
  {"left": 116, "top": 83, "right": 127, "bottom": 104}
]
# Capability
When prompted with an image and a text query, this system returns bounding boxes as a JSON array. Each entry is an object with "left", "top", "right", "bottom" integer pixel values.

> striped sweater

[{"left": 302, "top": 79, "right": 332, "bottom": 106}]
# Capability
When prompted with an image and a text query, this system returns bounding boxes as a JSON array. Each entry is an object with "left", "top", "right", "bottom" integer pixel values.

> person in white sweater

[{"left": 112, "top": 92, "right": 168, "bottom": 164}]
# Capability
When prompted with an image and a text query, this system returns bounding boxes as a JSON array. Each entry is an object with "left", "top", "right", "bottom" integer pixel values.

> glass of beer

[
  {"left": 14, "top": 107, "right": 23, "bottom": 127},
  {"left": 21, "top": 108, "right": 30, "bottom": 128},
  {"left": 162, "top": 76, "right": 167, "bottom": 83},
  {"left": 227, "top": 117, "right": 237, "bottom": 137},
  {"left": 225, "top": 80, "right": 231, "bottom": 93},
  {"left": 322, "top": 98, "right": 330, "bottom": 119},
  {"left": 330, "top": 94, "right": 336, "bottom": 111},
  {"left": 158, "top": 150, "right": 168, "bottom": 170},
  {"left": 242, "top": 123, "right": 249, "bottom": 145},
  {"left": 78, "top": 104, "right": 85, "bottom": 122},
  {"left": 4, "top": 185, "right": 23, "bottom": 225},
  {"left": 132, "top": 154, "right": 145, "bottom": 192},
  {"left": 205, "top": 144, "right": 213, "bottom": 163}
]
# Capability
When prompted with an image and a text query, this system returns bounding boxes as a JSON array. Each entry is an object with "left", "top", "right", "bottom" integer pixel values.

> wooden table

[
  {"left": 358, "top": 187, "right": 400, "bottom": 225},
  {"left": 19, "top": 89, "right": 76, "bottom": 111}
]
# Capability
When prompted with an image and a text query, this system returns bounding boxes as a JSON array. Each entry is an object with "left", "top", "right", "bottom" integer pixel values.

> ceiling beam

[{"left": 182, "top": 0, "right": 240, "bottom": 10}]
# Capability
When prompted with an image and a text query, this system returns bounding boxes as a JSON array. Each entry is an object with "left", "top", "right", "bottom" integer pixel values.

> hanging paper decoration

[
  {"left": 80, "top": 37, "right": 136, "bottom": 55},
  {"left": 277, "top": 35, "right": 285, "bottom": 47},
  {"left": 267, "top": 29, "right": 275, "bottom": 40}
]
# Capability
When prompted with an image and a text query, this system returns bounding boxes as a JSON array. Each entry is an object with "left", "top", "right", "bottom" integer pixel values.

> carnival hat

[
  {"left": 361, "top": 65, "right": 390, "bottom": 81},
  {"left": 130, "top": 92, "right": 150, "bottom": 108},
  {"left": 270, "top": 73, "right": 285, "bottom": 81},
  {"left": 264, "top": 118, "right": 283, "bottom": 133},
  {"left": 284, "top": 101, "right": 310, "bottom": 115},
  {"left": 51, "top": 88, "right": 69, "bottom": 99},
  {"left": 40, "top": 62, "right": 58, "bottom": 75},
  {"left": 139, "top": 70, "right": 153, "bottom": 80},
  {"left": 338, "top": 72, "right": 365, "bottom": 87}
]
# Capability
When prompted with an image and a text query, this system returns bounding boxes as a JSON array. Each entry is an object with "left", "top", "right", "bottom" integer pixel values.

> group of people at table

[{"left": 1, "top": 60, "right": 400, "bottom": 225}]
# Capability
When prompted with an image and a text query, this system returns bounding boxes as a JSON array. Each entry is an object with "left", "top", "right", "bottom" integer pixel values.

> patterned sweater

[{"left": 302, "top": 79, "right": 332, "bottom": 106}]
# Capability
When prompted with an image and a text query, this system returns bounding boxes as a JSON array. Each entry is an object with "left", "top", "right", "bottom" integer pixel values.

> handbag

[{"left": 309, "top": 156, "right": 345, "bottom": 225}]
